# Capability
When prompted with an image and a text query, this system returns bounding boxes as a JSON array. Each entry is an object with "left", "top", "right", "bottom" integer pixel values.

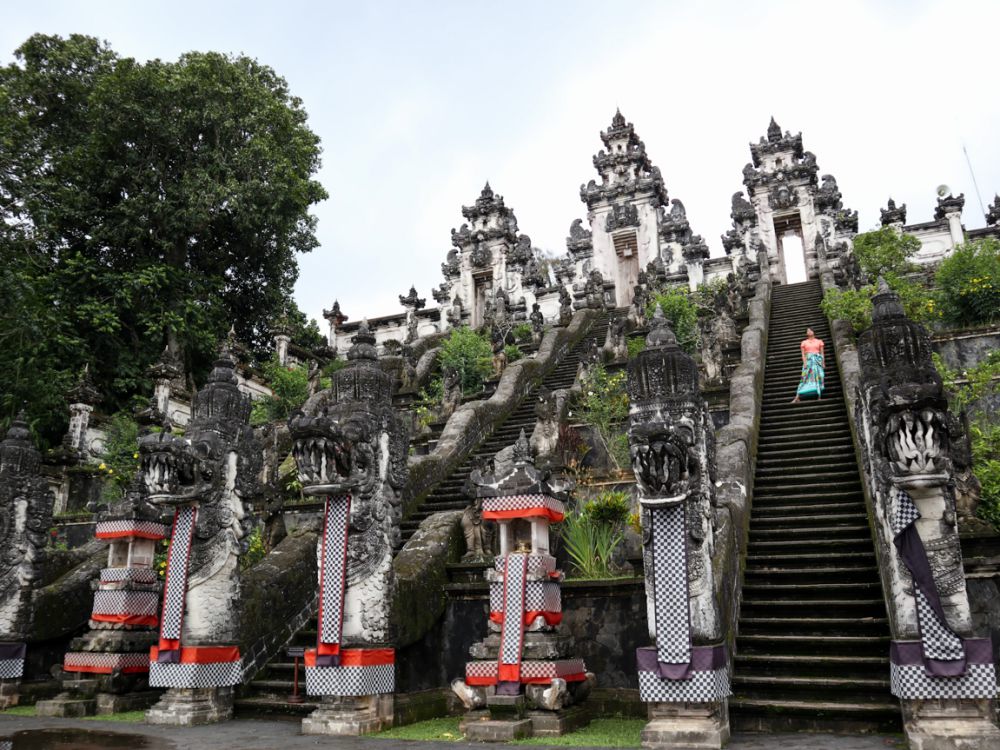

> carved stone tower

[
  {"left": 737, "top": 118, "right": 857, "bottom": 285},
  {"left": 573, "top": 111, "right": 705, "bottom": 305}
]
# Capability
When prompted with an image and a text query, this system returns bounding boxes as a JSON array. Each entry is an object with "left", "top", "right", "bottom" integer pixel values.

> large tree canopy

[{"left": 0, "top": 34, "right": 327, "bottom": 443}]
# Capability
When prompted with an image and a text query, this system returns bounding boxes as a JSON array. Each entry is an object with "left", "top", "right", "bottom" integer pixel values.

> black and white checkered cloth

[
  {"left": 95, "top": 519, "right": 168, "bottom": 539},
  {"left": 160, "top": 506, "right": 197, "bottom": 641},
  {"left": 466, "top": 659, "right": 586, "bottom": 681},
  {"left": 890, "top": 662, "right": 996, "bottom": 699},
  {"left": 651, "top": 504, "right": 690, "bottom": 668},
  {"left": 891, "top": 487, "right": 965, "bottom": 664},
  {"left": 319, "top": 494, "right": 351, "bottom": 647},
  {"left": 304, "top": 663, "right": 394, "bottom": 696},
  {"left": 0, "top": 659, "right": 23, "bottom": 679},
  {"left": 91, "top": 590, "right": 159, "bottom": 618},
  {"left": 637, "top": 666, "right": 731, "bottom": 703},
  {"left": 149, "top": 659, "right": 242, "bottom": 688},
  {"left": 490, "top": 580, "right": 560, "bottom": 614},
  {"left": 482, "top": 494, "right": 565, "bottom": 517},
  {"left": 99, "top": 567, "right": 158, "bottom": 585},
  {"left": 498, "top": 554, "right": 528, "bottom": 671}
]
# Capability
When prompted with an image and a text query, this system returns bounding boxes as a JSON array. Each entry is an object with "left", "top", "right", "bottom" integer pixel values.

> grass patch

[
  {"left": 512, "top": 718, "right": 644, "bottom": 747},
  {"left": 370, "top": 717, "right": 643, "bottom": 747},
  {"left": 372, "top": 717, "right": 463, "bottom": 742},
  {"left": 0, "top": 705, "right": 36, "bottom": 716},
  {"left": 82, "top": 710, "right": 146, "bottom": 723}
]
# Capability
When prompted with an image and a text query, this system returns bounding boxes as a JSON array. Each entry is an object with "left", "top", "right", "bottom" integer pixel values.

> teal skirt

[{"left": 796, "top": 353, "right": 825, "bottom": 398}]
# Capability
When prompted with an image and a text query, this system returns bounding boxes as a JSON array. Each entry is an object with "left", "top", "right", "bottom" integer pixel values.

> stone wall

[
  {"left": 404, "top": 309, "right": 598, "bottom": 521},
  {"left": 713, "top": 249, "right": 772, "bottom": 656},
  {"left": 933, "top": 325, "right": 1000, "bottom": 420},
  {"left": 238, "top": 527, "right": 320, "bottom": 682}
]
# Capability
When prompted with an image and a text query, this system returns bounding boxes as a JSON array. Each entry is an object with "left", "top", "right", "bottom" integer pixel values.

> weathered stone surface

[
  {"left": 239, "top": 528, "right": 319, "bottom": 682},
  {"left": 146, "top": 687, "right": 234, "bottom": 726},
  {"left": 393, "top": 510, "right": 463, "bottom": 648},
  {"left": 300, "top": 694, "right": 393, "bottom": 736}
]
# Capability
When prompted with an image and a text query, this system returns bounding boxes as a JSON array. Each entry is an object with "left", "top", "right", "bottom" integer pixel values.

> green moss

[
  {"left": 82, "top": 710, "right": 146, "bottom": 722},
  {"left": 372, "top": 717, "right": 463, "bottom": 741},
  {"left": 513, "top": 718, "right": 644, "bottom": 746}
]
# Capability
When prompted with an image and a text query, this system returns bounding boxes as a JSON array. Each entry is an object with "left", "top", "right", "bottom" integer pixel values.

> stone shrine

[
  {"left": 452, "top": 431, "right": 593, "bottom": 741},
  {"left": 38, "top": 480, "right": 167, "bottom": 716}
]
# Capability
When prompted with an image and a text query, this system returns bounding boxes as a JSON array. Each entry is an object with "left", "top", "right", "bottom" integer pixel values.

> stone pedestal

[
  {"left": 300, "top": 694, "right": 393, "bottom": 736},
  {"left": 36, "top": 694, "right": 96, "bottom": 717},
  {"left": 641, "top": 701, "right": 730, "bottom": 750},
  {"left": 145, "top": 686, "right": 233, "bottom": 725},
  {"left": 0, "top": 679, "right": 20, "bottom": 710},
  {"left": 901, "top": 698, "right": 1000, "bottom": 750}
]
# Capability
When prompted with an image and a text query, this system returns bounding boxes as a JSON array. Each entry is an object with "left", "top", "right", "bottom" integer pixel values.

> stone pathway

[{"left": 0, "top": 715, "right": 907, "bottom": 749}]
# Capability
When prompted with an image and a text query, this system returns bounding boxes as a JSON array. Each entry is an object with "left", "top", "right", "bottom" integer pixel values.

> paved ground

[{"left": 0, "top": 715, "right": 908, "bottom": 749}]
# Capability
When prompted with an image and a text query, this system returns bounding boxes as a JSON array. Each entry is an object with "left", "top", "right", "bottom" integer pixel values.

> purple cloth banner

[{"left": 636, "top": 644, "right": 727, "bottom": 678}]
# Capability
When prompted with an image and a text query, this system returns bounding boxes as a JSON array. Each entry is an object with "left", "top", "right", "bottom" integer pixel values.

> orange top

[{"left": 801, "top": 338, "right": 824, "bottom": 355}]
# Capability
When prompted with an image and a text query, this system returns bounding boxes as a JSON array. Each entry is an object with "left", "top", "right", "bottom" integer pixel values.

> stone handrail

[
  {"left": 404, "top": 310, "right": 598, "bottom": 520},
  {"left": 713, "top": 249, "right": 772, "bottom": 650}
]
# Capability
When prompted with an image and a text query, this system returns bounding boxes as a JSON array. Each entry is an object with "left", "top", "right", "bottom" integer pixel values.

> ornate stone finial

[
  {"left": 611, "top": 108, "right": 627, "bottom": 129},
  {"left": 767, "top": 117, "right": 782, "bottom": 143},
  {"left": 481, "top": 182, "right": 493, "bottom": 199},
  {"left": 347, "top": 319, "right": 378, "bottom": 361},
  {"left": 67, "top": 364, "right": 101, "bottom": 406},
  {"left": 880, "top": 197, "right": 907, "bottom": 226},
  {"left": 398, "top": 285, "right": 426, "bottom": 310},
  {"left": 645, "top": 305, "right": 678, "bottom": 350},
  {"left": 1, "top": 410, "right": 40, "bottom": 475},
  {"left": 871, "top": 277, "right": 906, "bottom": 322},
  {"left": 934, "top": 192, "right": 965, "bottom": 220},
  {"left": 206, "top": 340, "right": 239, "bottom": 386},
  {"left": 323, "top": 299, "right": 349, "bottom": 328},
  {"left": 985, "top": 194, "right": 1000, "bottom": 226}
]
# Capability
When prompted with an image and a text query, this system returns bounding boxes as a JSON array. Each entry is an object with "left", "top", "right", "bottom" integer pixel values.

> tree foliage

[
  {"left": 935, "top": 238, "right": 1000, "bottom": 326},
  {"left": 0, "top": 34, "right": 327, "bottom": 443},
  {"left": 437, "top": 327, "right": 493, "bottom": 395}
]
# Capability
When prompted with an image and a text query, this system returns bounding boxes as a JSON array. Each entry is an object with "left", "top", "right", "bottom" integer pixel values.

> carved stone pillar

[
  {"left": 451, "top": 432, "right": 593, "bottom": 741},
  {"left": 273, "top": 333, "right": 291, "bottom": 366},
  {"left": 290, "top": 320, "right": 409, "bottom": 736},
  {"left": 0, "top": 414, "right": 56, "bottom": 708},
  {"left": 626, "top": 306, "right": 730, "bottom": 749},
  {"left": 142, "top": 344, "right": 261, "bottom": 725},
  {"left": 855, "top": 280, "right": 999, "bottom": 749}
]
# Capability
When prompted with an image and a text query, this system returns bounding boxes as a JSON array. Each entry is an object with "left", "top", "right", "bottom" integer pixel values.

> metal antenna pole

[{"left": 962, "top": 142, "right": 987, "bottom": 217}]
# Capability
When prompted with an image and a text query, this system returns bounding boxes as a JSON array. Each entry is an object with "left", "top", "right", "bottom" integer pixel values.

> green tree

[
  {"left": 437, "top": 327, "right": 493, "bottom": 395},
  {"left": 0, "top": 34, "right": 327, "bottom": 442},
  {"left": 851, "top": 227, "right": 921, "bottom": 280}
]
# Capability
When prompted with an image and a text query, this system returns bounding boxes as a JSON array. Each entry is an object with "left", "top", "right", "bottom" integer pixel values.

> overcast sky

[{"left": 5, "top": 1, "right": 999, "bottom": 329}]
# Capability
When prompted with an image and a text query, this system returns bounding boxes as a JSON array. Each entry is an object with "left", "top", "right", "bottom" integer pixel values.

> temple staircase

[
  {"left": 395, "top": 308, "right": 616, "bottom": 549},
  {"left": 730, "top": 280, "right": 900, "bottom": 733}
]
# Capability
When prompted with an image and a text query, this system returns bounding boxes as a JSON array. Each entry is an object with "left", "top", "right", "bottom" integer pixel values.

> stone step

[
  {"left": 739, "top": 616, "right": 888, "bottom": 633},
  {"left": 750, "top": 512, "right": 868, "bottom": 529},
  {"left": 743, "top": 565, "right": 879, "bottom": 582},
  {"left": 729, "top": 696, "right": 900, "bottom": 734},
  {"left": 752, "top": 489, "right": 864, "bottom": 505},
  {"left": 745, "top": 551, "right": 876, "bottom": 566}
]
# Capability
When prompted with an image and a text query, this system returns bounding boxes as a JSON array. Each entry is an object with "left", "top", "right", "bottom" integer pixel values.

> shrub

[
  {"left": 627, "top": 336, "right": 646, "bottom": 359},
  {"left": 935, "top": 238, "right": 1000, "bottom": 327},
  {"left": 560, "top": 509, "right": 625, "bottom": 579},
  {"left": 97, "top": 411, "right": 141, "bottom": 504},
  {"left": 851, "top": 227, "right": 920, "bottom": 279},
  {"left": 438, "top": 327, "right": 492, "bottom": 395},
  {"left": 249, "top": 356, "right": 310, "bottom": 425},
  {"left": 512, "top": 323, "right": 533, "bottom": 343},
  {"left": 646, "top": 287, "right": 699, "bottom": 354},
  {"left": 821, "top": 286, "right": 874, "bottom": 333},
  {"left": 504, "top": 344, "right": 522, "bottom": 363},
  {"left": 578, "top": 365, "right": 630, "bottom": 471},
  {"left": 972, "top": 424, "right": 1000, "bottom": 530},
  {"left": 585, "top": 490, "right": 631, "bottom": 525},
  {"left": 240, "top": 525, "right": 268, "bottom": 570}
]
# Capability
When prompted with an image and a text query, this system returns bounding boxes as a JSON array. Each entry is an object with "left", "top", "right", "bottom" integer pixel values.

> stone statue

[
  {"left": 854, "top": 281, "right": 999, "bottom": 748},
  {"left": 289, "top": 320, "right": 409, "bottom": 735},
  {"left": 446, "top": 295, "right": 463, "bottom": 329},
  {"left": 604, "top": 315, "right": 629, "bottom": 362},
  {"left": 584, "top": 270, "right": 605, "bottom": 310},
  {"left": 576, "top": 339, "right": 602, "bottom": 382},
  {"left": 529, "top": 303, "right": 544, "bottom": 345},
  {"left": 440, "top": 367, "right": 463, "bottom": 422},
  {"left": 558, "top": 286, "right": 573, "bottom": 327},
  {"left": 491, "top": 337, "right": 508, "bottom": 379},
  {"left": 0, "top": 413, "right": 55, "bottom": 706},
  {"left": 626, "top": 306, "right": 730, "bottom": 746},
  {"left": 529, "top": 387, "right": 562, "bottom": 464},
  {"left": 460, "top": 496, "right": 492, "bottom": 561},
  {"left": 142, "top": 343, "right": 262, "bottom": 725},
  {"left": 307, "top": 359, "right": 322, "bottom": 398}
]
